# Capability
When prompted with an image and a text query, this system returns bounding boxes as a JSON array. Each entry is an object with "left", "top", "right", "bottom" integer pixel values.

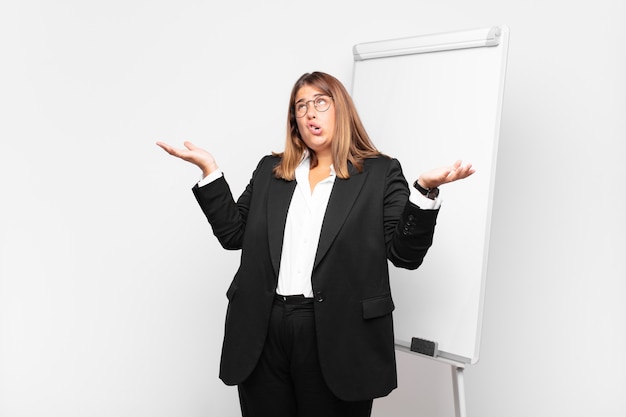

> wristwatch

[{"left": 413, "top": 180, "right": 439, "bottom": 200}]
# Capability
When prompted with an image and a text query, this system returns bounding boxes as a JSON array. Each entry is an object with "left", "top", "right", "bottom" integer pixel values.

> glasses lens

[
  {"left": 295, "top": 102, "right": 307, "bottom": 118},
  {"left": 315, "top": 96, "right": 331, "bottom": 112}
]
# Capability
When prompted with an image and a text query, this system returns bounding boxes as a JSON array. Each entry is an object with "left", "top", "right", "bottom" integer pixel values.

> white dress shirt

[
  {"left": 276, "top": 156, "right": 336, "bottom": 297},
  {"left": 198, "top": 154, "right": 440, "bottom": 298}
]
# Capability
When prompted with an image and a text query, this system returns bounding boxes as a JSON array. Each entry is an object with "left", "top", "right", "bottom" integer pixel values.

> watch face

[{"left": 427, "top": 188, "right": 440, "bottom": 199}]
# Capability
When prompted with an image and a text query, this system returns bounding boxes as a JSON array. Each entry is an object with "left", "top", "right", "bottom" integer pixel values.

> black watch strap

[{"left": 413, "top": 180, "right": 439, "bottom": 200}]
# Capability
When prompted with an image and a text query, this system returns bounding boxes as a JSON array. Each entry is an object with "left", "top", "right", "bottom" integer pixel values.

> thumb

[{"left": 184, "top": 141, "right": 197, "bottom": 151}]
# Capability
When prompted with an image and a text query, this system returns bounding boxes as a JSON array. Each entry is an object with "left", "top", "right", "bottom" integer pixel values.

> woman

[{"left": 157, "top": 71, "right": 474, "bottom": 417}]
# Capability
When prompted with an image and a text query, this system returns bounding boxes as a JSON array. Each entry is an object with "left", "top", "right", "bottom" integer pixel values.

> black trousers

[{"left": 237, "top": 295, "right": 373, "bottom": 417}]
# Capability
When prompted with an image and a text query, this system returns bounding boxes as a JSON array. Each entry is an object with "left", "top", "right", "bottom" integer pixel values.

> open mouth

[{"left": 308, "top": 123, "right": 322, "bottom": 134}]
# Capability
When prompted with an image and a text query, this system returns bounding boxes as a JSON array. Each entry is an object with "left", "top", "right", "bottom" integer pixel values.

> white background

[{"left": 1, "top": 1, "right": 624, "bottom": 416}]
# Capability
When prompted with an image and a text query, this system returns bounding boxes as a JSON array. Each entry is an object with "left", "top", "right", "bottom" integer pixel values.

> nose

[{"left": 305, "top": 101, "right": 317, "bottom": 118}]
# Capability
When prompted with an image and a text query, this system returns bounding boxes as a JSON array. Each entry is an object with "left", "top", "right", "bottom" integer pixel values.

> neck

[{"left": 315, "top": 152, "right": 333, "bottom": 169}]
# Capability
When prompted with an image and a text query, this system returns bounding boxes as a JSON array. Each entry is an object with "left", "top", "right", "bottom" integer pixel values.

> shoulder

[
  {"left": 357, "top": 155, "right": 408, "bottom": 193},
  {"left": 362, "top": 154, "right": 403, "bottom": 174},
  {"left": 252, "top": 154, "right": 281, "bottom": 175},
  {"left": 259, "top": 154, "right": 281, "bottom": 166}
]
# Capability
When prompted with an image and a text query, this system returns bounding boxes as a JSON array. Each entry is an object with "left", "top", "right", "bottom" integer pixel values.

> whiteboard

[{"left": 351, "top": 26, "right": 509, "bottom": 364}]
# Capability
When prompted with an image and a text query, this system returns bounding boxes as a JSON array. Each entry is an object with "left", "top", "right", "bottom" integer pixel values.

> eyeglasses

[{"left": 294, "top": 95, "right": 333, "bottom": 118}]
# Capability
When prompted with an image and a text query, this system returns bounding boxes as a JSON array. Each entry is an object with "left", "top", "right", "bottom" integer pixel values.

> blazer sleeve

[
  {"left": 383, "top": 158, "right": 439, "bottom": 270},
  {"left": 191, "top": 156, "right": 268, "bottom": 250}
]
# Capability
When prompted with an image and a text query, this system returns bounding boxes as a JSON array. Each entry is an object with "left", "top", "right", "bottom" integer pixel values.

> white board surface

[{"left": 351, "top": 26, "right": 509, "bottom": 364}]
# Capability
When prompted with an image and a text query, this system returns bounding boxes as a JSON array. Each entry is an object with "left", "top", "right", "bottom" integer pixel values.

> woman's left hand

[{"left": 417, "top": 160, "right": 475, "bottom": 189}]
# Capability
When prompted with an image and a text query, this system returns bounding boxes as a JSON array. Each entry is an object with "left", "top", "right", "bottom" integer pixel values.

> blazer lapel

[
  {"left": 267, "top": 178, "right": 297, "bottom": 277},
  {"left": 314, "top": 167, "right": 368, "bottom": 268}
]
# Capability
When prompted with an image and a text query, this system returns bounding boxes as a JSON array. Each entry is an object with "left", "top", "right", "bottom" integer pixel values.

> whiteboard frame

[{"left": 353, "top": 26, "right": 502, "bottom": 60}]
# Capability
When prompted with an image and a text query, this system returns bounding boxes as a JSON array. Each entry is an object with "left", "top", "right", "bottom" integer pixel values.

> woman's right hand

[{"left": 156, "top": 141, "right": 218, "bottom": 178}]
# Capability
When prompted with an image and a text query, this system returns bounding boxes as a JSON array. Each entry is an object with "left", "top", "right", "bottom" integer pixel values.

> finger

[
  {"left": 451, "top": 163, "right": 475, "bottom": 181},
  {"left": 158, "top": 142, "right": 191, "bottom": 160},
  {"left": 460, "top": 162, "right": 474, "bottom": 176},
  {"left": 156, "top": 141, "right": 175, "bottom": 155}
]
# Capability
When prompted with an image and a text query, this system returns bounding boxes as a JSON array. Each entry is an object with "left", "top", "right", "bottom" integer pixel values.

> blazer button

[{"left": 315, "top": 291, "right": 324, "bottom": 302}]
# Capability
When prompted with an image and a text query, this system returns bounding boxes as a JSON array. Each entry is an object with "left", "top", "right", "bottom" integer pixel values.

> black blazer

[{"left": 193, "top": 154, "right": 438, "bottom": 401}]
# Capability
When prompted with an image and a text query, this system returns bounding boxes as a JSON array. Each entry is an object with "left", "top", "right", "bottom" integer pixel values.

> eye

[
  {"left": 315, "top": 97, "right": 327, "bottom": 106},
  {"left": 296, "top": 103, "right": 307, "bottom": 112}
]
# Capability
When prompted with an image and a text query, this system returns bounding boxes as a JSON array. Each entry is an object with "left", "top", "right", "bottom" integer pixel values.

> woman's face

[{"left": 294, "top": 85, "right": 335, "bottom": 157}]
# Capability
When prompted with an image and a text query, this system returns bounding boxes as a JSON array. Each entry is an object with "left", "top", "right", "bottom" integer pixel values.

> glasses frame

[{"left": 294, "top": 95, "right": 333, "bottom": 118}]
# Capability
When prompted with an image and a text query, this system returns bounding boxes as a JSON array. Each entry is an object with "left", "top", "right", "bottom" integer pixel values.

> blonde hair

[{"left": 273, "top": 72, "right": 380, "bottom": 180}]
